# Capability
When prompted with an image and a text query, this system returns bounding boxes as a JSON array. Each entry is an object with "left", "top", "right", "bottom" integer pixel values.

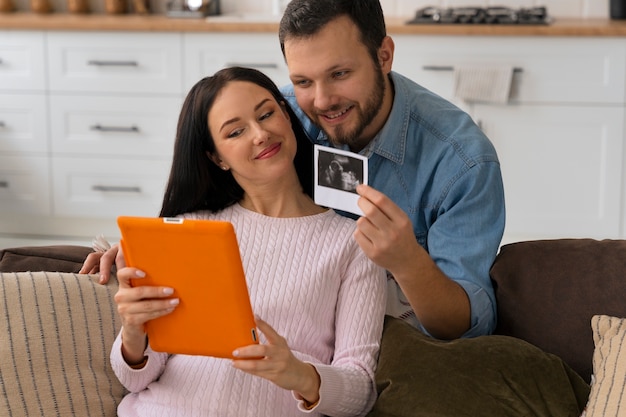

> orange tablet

[{"left": 117, "top": 216, "right": 258, "bottom": 358}]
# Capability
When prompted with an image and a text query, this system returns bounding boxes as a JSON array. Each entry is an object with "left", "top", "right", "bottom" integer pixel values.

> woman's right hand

[
  {"left": 115, "top": 267, "right": 179, "bottom": 365},
  {"left": 79, "top": 244, "right": 125, "bottom": 284}
]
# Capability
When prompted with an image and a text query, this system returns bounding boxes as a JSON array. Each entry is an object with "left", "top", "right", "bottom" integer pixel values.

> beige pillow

[
  {"left": 0, "top": 271, "right": 125, "bottom": 417},
  {"left": 582, "top": 315, "right": 626, "bottom": 417}
]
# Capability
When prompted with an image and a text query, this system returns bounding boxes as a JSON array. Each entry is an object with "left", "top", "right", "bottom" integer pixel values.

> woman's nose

[{"left": 251, "top": 123, "right": 270, "bottom": 145}]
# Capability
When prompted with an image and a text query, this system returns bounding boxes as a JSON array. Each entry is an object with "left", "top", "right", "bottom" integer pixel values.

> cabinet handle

[
  {"left": 87, "top": 60, "right": 139, "bottom": 67},
  {"left": 92, "top": 185, "right": 142, "bottom": 193},
  {"left": 90, "top": 124, "right": 140, "bottom": 133},
  {"left": 0, "top": 180, "right": 8, "bottom": 188},
  {"left": 225, "top": 62, "right": 279, "bottom": 69},
  {"left": 422, "top": 65, "right": 523, "bottom": 73}
]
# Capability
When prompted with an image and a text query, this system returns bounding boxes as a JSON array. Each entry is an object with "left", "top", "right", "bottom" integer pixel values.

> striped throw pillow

[
  {"left": 0, "top": 272, "right": 125, "bottom": 417},
  {"left": 582, "top": 315, "right": 626, "bottom": 417}
]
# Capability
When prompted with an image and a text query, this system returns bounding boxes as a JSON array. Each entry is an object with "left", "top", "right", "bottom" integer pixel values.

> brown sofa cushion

[
  {"left": 0, "top": 245, "right": 93, "bottom": 273},
  {"left": 490, "top": 239, "right": 626, "bottom": 383},
  {"left": 367, "top": 316, "right": 589, "bottom": 417}
]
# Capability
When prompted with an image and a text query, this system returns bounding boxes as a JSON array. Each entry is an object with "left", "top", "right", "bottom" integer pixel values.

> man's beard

[{"left": 316, "top": 67, "right": 386, "bottom": 150}]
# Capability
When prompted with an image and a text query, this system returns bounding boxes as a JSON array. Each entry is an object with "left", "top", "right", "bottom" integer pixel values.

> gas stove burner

[{"left": 408, "top": 6, "right": 551, "bottom": 25}]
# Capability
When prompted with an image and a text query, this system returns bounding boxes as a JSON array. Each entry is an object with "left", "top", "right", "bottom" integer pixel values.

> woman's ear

[{"left": 207, "top": 152, "right": 229, "bottom": 171}]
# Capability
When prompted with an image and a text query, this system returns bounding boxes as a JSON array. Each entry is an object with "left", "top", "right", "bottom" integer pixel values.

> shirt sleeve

[
  {"left": 110, "top": 329, "right": 170, "bottom": 393},
  {"left": 427, "top": 159, "right": 505, "bottom": 338},
  {"left": 295, "top": 243, "right": 387, "bottom": 416}
]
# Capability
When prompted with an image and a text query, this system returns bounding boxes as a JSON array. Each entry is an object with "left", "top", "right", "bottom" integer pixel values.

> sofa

[{"left": 1, "top": 239, "right": 625, "bottom": 417}]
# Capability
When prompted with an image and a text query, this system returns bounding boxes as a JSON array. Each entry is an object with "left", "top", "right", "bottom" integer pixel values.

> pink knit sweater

[{"left": 111, "top": 204, "right": 386, "bottom": 417}]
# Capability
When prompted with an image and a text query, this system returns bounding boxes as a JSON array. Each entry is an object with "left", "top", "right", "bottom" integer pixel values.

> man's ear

[{"left": 379, "top": 36, "right": 395, "bottom": 74}]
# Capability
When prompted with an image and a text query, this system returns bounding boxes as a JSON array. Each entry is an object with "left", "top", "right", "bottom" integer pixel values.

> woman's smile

[{"left": 255, "top": 142, "right": 282, "bottom": 160}]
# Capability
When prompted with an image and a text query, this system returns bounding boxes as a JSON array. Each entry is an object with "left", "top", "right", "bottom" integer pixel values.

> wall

[{"left": 7, "top": 0, "right": 611, "bottom": 19}]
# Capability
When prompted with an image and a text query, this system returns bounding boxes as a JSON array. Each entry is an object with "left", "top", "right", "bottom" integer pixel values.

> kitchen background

[
  {"left": 0, "top": 0, "right": 622, "bottom": 249},
  {"left": 7, "top": 0, "right": 611, "bottom": 18}
]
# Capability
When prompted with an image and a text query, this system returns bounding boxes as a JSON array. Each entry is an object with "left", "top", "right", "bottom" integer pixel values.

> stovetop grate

[{"left": 408, "top": 6, "right": 551, "bottom": 25}]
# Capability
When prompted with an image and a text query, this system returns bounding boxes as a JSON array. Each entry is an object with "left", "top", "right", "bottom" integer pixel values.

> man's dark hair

[{"left": 278, "top": 0, "right": 387, "bottom": 64}]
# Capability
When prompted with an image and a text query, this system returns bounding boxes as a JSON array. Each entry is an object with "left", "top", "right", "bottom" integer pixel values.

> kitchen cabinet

[
  {"left": 392, "top": 35, "right": 626, "bottom": 242},
  {"left": 183, "top": 32, "right": 290, "bottom": 90},
  {"left": 0, "top": 31, "right": 50, "bottom": 217},
  {"left": 1, "top": 28, "right": 626, "bottom": 243},
  {"left": 0, "top": 31, "right": 184, "bottom": 239}
]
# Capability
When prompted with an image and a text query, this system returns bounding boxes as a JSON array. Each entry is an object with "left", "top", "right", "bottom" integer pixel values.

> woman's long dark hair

[{"left": 159, "top": 67, "right": 314, "bottom": 217}]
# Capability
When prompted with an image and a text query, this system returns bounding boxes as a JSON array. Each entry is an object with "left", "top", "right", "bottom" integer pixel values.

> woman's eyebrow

[{"left": 219, "top": 98, "right": 273, "bottom": 133}]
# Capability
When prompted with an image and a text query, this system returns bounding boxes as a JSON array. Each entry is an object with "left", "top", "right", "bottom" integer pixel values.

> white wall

[{"left": 8, "top": 0, "right": 611, "bottom": 19}]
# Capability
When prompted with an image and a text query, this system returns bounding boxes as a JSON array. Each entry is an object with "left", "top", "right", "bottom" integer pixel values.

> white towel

[{"left": 454, "top": 65, "right": 514, "bottom": 104}]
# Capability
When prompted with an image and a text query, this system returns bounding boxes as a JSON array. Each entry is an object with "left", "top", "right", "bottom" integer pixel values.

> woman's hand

[
  {"left": 79, "top": 244, "right": 125, "bottom": 284},
  {"left": 231, "top": 318, "right": 321, "bottom": 406},
  {"left": 114, "top": 267, "right": 179, "bottom": 365}
]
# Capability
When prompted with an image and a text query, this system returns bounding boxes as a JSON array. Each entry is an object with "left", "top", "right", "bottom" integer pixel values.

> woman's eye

[
  {"left": 259, "top": 110, "right": 274, "bottom": 121},
  {"left": 227, "top": 128, "right": 244, "bottom": 139}
]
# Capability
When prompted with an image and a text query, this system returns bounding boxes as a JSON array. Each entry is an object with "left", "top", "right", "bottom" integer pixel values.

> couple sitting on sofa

[
  {"left": 81, "top": 1, "right": 506, "bottom": 414},
  {"left": 79, "top": 66, "right": 590, "bottom": 417}
]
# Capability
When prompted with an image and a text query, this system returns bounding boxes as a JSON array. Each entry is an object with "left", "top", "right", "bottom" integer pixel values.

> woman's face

[{"left": 207, "top": 81, "right": 297, "bottom": 188}]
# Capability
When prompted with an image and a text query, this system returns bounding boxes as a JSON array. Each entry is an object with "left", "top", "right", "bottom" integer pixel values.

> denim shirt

[{"left": 281, "top": 71, "right": 505, "bottom": 338}]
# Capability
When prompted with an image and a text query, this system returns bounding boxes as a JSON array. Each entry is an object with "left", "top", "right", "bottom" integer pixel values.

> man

[{"left": 277, "top": 0, "right": 505, "bottom": 339}]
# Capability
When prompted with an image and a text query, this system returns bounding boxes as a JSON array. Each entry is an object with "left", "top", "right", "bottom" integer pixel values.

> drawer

[
  {"left": 0, "top": 93, "right": 48, "bottom": 153},
  {"left": 0, "top": 155, "right": 51, "bottom": 215},
  {"left": 0, "top": 31, "right": 46, "bottom": 92},
  {"left": 47, "top": 32, "right": 183, "bottom": 95},
  {"left": 184, "top": 33, "right": 290, "bottom": 91},
  {"left": 392, "top": 36, "right": 626, "bottom": 105},
  {"left": 52, "top": 157, "right": 171, "bottom": 219},
  {"left": 49, "top": 95, "right": 182, "bottom": 157}
]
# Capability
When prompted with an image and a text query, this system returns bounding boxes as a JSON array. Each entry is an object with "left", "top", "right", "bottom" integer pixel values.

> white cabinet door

[
  {"left": 47, "top": 32, "right": 184, "bottom": 95},
  {"left": 0, "top": 93, "right": 48, "bottom": 153},
  {"left": 0, "top": 31, "right": 46, "bottom": 92},
  {"left": 392, "top": 36, "right": 626, "bottom": 105},
  {"left": 476, "top": 104, "right": 624, "bottom": 240},
  {"left": 184, "top": 33, "right": 290, "bottom": 91},
  {"left": 52, "top": 158, "right": 171, "bottom": 218},
  {"left": 49, "top": 95, "right": 181, "bottom": 157},
  {"left": 0, "top": 155, "right": 50, "bottom": 215}
]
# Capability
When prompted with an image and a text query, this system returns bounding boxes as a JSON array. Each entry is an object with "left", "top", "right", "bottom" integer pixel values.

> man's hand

[
  {"left": 79, "top": 244, "right": 124, "bottom": 284},
  {"left": 354, "top": 184, "right": 471, "bottom": 339},
  {"left": 353, "top": 184, "right": 421, "bottom": 277}
]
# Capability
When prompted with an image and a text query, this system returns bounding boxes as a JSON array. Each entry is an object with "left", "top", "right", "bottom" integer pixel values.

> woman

[{"left": 109, "top": 67, "right": 386, "bottom": 417}]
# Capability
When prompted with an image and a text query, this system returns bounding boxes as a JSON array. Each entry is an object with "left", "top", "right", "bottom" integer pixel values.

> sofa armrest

[
  {"left": 0, "top": 245, "right": 94, "bottom": 273},
  {"left": 490, "top": 238, "right": 626, "bottom": 383}
]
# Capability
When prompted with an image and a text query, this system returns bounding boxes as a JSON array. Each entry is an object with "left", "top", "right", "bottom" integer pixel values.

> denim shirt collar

[{"left": 360, "top": 72, "right": 409, "bottom": 165}]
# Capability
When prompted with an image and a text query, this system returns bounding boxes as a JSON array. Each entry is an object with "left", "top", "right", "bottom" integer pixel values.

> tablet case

[{"left": 117, "top": 216, "right": 258, "bottom": 358}]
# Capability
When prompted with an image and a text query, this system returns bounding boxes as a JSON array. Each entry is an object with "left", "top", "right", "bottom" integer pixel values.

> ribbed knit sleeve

[{"left": 111, "top": 205, "right": 386, "bottom": 417}]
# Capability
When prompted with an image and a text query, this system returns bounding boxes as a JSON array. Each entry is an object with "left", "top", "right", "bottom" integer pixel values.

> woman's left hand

[{"left": 231, "top": 318, "right": 320, "bottom": 405}]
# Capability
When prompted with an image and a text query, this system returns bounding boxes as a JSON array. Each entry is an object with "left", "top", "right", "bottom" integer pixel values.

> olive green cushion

[{"left": 367, "top": 316, "right": 590, "bottom": 417}]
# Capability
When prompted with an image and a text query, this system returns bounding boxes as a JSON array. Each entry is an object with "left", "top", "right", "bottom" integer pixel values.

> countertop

[{"left": 2, "top": 12, "right": 626, "bottom": 36}]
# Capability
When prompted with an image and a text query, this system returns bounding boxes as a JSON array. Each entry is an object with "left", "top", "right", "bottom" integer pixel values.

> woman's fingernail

[
  {"left": 232, "top": 349, "right": 239, "bottom": 357},
  {"left": 99, "top": 274, "right": 105, "bottom": 283},
  {"left": 163, "top": 287, "right": 174, "bottom": 295},
  {"left": 135, "top": 270, "right": 146, "bottom": 277},
  {"left": 169, "top": 298, "right": 179, "bottom": 306}
]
